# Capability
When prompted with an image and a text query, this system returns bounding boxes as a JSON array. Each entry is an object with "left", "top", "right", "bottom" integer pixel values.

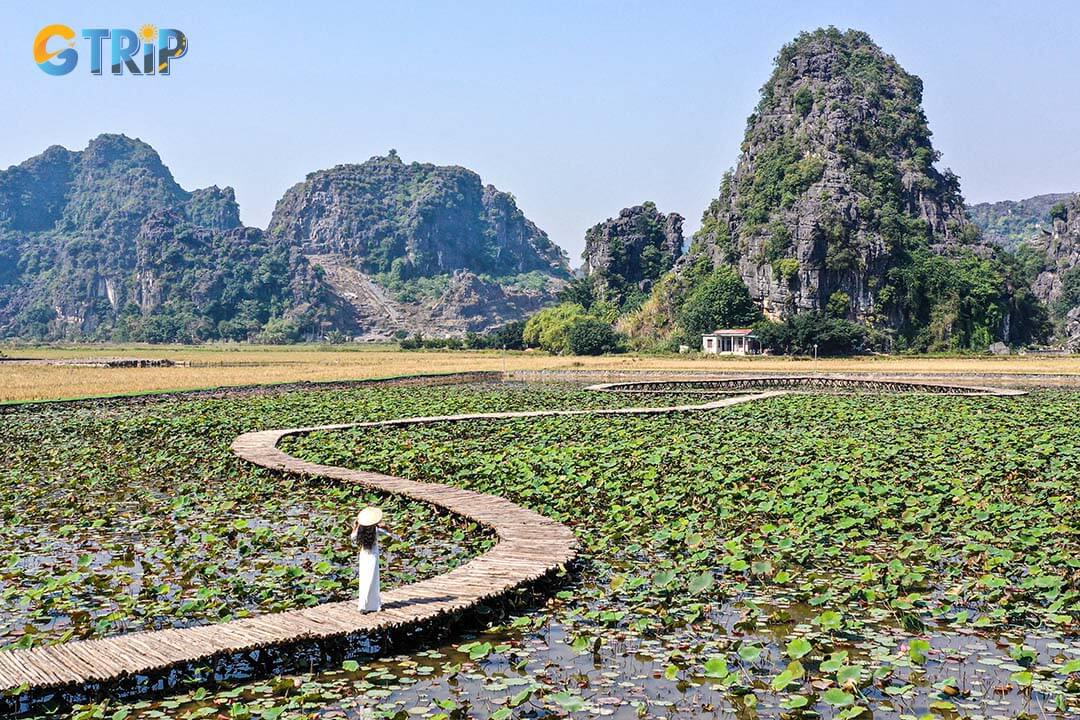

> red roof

[{"left": 707, "top": 328, "right": 755, "bottom": 336}]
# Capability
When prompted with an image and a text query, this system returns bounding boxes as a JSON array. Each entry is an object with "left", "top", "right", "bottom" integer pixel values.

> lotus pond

[
  {"left": 2, "top": 380, "right": 1078, "bottom": 720},
  {"left": 0, "top": 382, "right": 680, "bottom": 649}
]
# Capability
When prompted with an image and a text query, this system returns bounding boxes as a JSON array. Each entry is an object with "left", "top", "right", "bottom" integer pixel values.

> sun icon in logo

[{"left": 139, "top": 24, "right": 158, "bottom": 43}]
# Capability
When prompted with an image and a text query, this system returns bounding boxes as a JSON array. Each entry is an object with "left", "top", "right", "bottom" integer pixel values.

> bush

[
  {"left": 764, "top": 223, "right": 792, "bottom": 262},
  {"left": 775, "top": 257, "right": 800, "bottom": 284},
  {"left": 567, "top": 317, "right": 623, "bottom": 355},
  {"left": 756, "top": 313, "right": 867, "bottom": 356},
  {"left": 1053, "top": 267, "right": 1080, "bottom": 320},
  {"left": 826, "top": 291, "right": 851, "bottom": 319},
  {"left": 589, "top": 299, "right": 620, "bottom": 324},
  {"left": 522, "top": 303, "right": 626, "bottom": 355},
  {"left": 254, "top": 317, "right": 301, "bottom": 345},
  {"left": 1049, "top": 202, "right": 1069, "bottom": 223},
  {"left": 140, "top": 313, "right": 195, "bottom": 344},
  {"left": 794, "top": 86, "right": 814, "bottom": 117},
  {"left": 678, "top": 267, "right": 761, "bottom": 340},
  {"left": 398, "top": 321, "right": 527, "bottom": 351},
  {"left": 523, "top": 303, "right": 589, "bottom": 353},
  {"left": 480, "top": 321, "right": 526, "bottom": 350},
  {"left": 558, "top": 277, "right": 596, "bottom": 308}
]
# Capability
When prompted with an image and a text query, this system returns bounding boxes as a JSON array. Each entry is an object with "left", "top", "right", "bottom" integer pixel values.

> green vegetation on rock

[
  {"left": 268, "top": 151, "right": 569, "bottom": 281},
  {"left": 967, "top": 193, "right": 1074, "bottom": 251},
  {"left": 635, "top": 27, "right": 1051, "bottom": 353},
  {"left": 756, "top": 313, "right": 868, "bottom": 355},
  {"left": 1055, "top": 267, "right": 1080, "bottom": 320},
  {"left": 0, "top": 140, "right": 567, "bottom": 343},
  {"left": 565, "top": 316, "right": 623, "bottom": 355},
  {"left": 572, "top": 202, "right": 683, "bottom": 313},
  {"left": 0, "top": 135, "right": 345, "bottom": 342}
]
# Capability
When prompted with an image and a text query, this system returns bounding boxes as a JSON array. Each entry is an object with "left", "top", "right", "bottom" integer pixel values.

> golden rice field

[{"left": 3, "top": 343, "right": 1080, "bottom": 402}]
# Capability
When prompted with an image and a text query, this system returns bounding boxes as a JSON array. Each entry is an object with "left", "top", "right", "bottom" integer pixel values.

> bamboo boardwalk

[
  {"left": 0, "top": 375, "right": 1023, "bottom": 711},
  {"left": 585, "top": 375, "right": 1028, "bottom": 397}
]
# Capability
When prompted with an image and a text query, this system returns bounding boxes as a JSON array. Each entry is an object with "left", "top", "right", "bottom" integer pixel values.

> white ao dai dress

[{"left": 356, "top": 534, "right": 381, "bottom": 611}]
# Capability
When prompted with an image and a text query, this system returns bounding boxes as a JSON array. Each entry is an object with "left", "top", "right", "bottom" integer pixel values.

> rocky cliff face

[
  {"left": 264, "top": 151, "right": 570, "bottom": 338},
  {"left": 1025, "top": 196, "right": 1080, "bottom": 349},
  {"left": 185, "top": 186, "right": 243, "bottom": 231},
  {"left": 430, "top": 271, "right": 551, "bottom": 330},
  {"left": 691, "top": 28, "right": 981, "bottom": 324},
  {"left": 299, "top": 253, "right": 557, "bottom": 339},
  {"left": 1029, "top": 198, "right": 1080, "bottom": 305},
  {"left": 130, "top": 210, "right": 348, "bottom": 332},
  {"left": 1064, "top": 309, "right": 1080, "bottom": 351},
  {"left": 0, "top": 134, "right": 326, "bottom": 341},
  {"left": 625, "top": 27, "right": 1046, "bottom": 351},
  {"left": 968, "top": 193, "right": 1074, "bottom": 251},
  {"left": 0, "top": 137, "right": 567, "bottom": 341},
  {"left": 268, "top": 151, "right": 568, "bottom": 279},
  {"left": 581, "top": 202, "right": 683, "bottom": 305}
]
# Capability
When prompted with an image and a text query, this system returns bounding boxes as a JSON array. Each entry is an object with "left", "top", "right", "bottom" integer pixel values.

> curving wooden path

[
  {"left": 586, "top": 375, "right": 1029, "bottom": 397},
  {"left": 0, "top": 374, "right": 1023, "bottom": 711}
]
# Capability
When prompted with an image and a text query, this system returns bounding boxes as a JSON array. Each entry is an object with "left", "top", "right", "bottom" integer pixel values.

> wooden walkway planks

[
  {"left": 0, "top": 375, "right": 1022, "bottom": 708},
  {"left": 585, "top": 376, "right": 1028, "bottom": 397}
]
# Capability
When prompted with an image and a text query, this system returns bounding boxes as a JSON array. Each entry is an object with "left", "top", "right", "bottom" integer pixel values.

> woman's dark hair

[{"left": 356, "top": 524, "right": 377, "bottom": 549}]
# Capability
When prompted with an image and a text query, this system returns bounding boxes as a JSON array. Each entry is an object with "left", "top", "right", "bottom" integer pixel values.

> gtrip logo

[{"left": 34, "top": 24, "right": 188, "bottom": 76}]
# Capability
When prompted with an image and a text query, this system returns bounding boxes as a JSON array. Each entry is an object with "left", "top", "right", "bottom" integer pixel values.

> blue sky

[{"left": 3, "top": 1, "right": 1078, "bottom": 260}]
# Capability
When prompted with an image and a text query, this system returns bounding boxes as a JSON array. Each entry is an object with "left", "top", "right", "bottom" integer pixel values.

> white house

[{"left": 701, "top": 328, "right": 759, "bottom": 355}]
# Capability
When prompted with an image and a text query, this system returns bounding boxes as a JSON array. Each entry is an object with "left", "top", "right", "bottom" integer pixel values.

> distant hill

[
  {"left": 967, "top": 193, "right": 1075, "bottom": 251},
  {"left": 267, "top": 151, "right": 570, "bottom": 338},
  {"left": 269, "top": 151, "right": 567, "bottom": 279},
  {"left": 0, "top": 136, "right": 569, "bottom": 342},
  {"left": 0, "top": 134, "right": 342, "bottom": 342}
]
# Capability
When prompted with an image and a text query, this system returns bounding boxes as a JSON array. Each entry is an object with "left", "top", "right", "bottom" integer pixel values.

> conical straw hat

[{"left": 357, "top": 506, "right": 383, "bottom": 526}]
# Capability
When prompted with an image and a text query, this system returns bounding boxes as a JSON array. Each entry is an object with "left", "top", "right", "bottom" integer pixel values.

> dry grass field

[{"left": 3, "top": 343, "right": 1080, "bottom": 403}]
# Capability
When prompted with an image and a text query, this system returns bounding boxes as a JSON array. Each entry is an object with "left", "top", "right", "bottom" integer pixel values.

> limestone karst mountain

[
  {"left": 571, "top": 202, "right": 683, "bottom": 310},
  {"left": 266, "top": 151, "right": 570, "bottom": 338},
  {"left": 968, "top": 193, "right": 1075, "bottom": 252},
  {"left": 268, "top": 151, "right": 567, "bottom": 280},
  {"left": 695, "top": 28, "right": 977, "bottom": 320},
  {"left": 0, "top": 134, "right": 341, "bottom": 341},
  {"left": 0, "top": 137, "right": 568, "bottom": 341},
  {"left": 630, "top": 27, "right": 1047, "bottom": 351}
]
